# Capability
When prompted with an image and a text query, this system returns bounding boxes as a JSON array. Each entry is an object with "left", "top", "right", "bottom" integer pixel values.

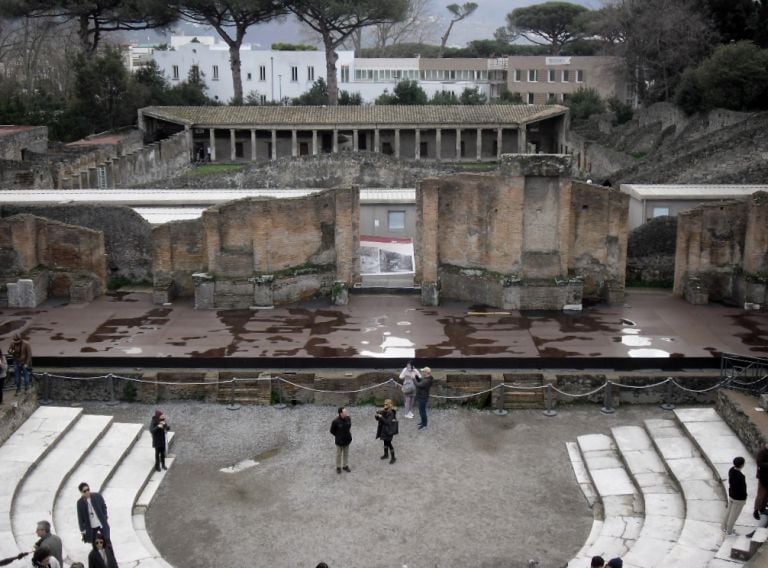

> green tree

[
  {"left": 438, "top": 2, "right": 478, "bottom": 57},
  {"left": 271, "top": 42, "right": 317, "bottom": 50},
  {"left": 607, "top": 97, "right": 633, "bottom": 124},
  {"left": 430, "top": 90, "right": 459, "bottom": 104},
  {"left": 565, "top": 87, "right": 604, "bottom": 121},
  {"left": 700, "top": 0, "right": 759, "bottom": 44},
  {"left": 338, "top": 90, "right": 362, "bottom": 105},
  {"left": 506, "top": 1, "right": 588, "bottom": 55},
  {"left": 286, "top": 0, "right": 408, "bottom": 105},
  {"left": 459, "top": 86, "right": 486, "bottom": 105},
  {"left": 71, "top": 48, "right": 132, "bottom": 134},
  {"left": 375, "top": 80, "right": 427, "bottom": 105},
  {"left": 292, "top": 77, "right": 330, "bottom": 105},
  {"left": 498, "top": 86, "right": 523, "bottom": 104},
  {"left": 675, "top": 41, "right": 768, "bottom": 114},
  {"left": 178, "top": 0, "right": 286, "bottom": 104}
]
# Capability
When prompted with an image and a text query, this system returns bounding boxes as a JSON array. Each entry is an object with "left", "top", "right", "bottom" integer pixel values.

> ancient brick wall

[
  {"left": 152, "top": 219, "right": 205, "bottom": 298},
  {"left": 0, "top": 126, "right": 48, "bottom": 160}
]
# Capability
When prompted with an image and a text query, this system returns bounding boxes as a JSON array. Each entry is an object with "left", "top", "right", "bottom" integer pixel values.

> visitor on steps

[
  {"left": 755, "top": 443, "right": 768, "bottom": 519},
  {"left": 31, "top": 547, "right": 60, "bottom": 568},
  {"left": 330, "top": 407, "right": 352, "bottom": 474},
  {"left": 414, "top": 367, "right": 434, "bottom": 430},
  {"left": 34, "top": 520, "right": 63, "bottom": 566},
  {"left": 87, "top": 531, "right": 118, "bottom": 568},
  {"left": 399, "top": 361, "right": 420, "bottom": 419},
  {"left": 375, "top": 399, "right": 398, "bottom": 465},
  {"left": 76, "top": 483, "right": 111, "bottom": 545},
  {"left": 590, "top": 556, "right": 604, "bottom": 567},
  {"left": 724, "top": 456, "right": 747, "bottom": 535},
  {"left": 8, "top": 333, "right": 32, "bottom": 394},
  {"left": 606, "top": 558, "right": 622, "bottom": 568},
  {"left": 150, "top": 410, "right": 171, "bottom": 471}
]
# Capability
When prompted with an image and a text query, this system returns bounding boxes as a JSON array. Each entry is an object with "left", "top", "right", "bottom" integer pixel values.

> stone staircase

[
  {"left": 502, "top": 373, "right": 546, "bottom": 409},
  {"left": 1, "top": 406, "right": 174, "bottom": 568},
  {"left": 568, "top": 408, "right": 764, "bottom": 568}
]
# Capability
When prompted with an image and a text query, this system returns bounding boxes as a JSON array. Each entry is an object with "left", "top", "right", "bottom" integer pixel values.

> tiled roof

[
  {"left": 620, "top": 184, "right": 768, "bottom": 200},
  {"left": 140, "top": 105, "right": 566, "bottom": 127}
]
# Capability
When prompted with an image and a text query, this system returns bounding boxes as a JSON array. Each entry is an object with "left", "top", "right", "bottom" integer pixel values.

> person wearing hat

[
  {"left": 413, "top": 367, "right": 434, "bottom": 430},
  {"left": 8, "top": 333, "right": 32, "bottom": 394},
  {"left": 149, "top": 410, "right": 171, "bottom": 472}
]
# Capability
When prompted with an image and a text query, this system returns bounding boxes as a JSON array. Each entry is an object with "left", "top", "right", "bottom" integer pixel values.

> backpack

[{"left": 402, "top": 378, "right": 415, "bottom": 395}]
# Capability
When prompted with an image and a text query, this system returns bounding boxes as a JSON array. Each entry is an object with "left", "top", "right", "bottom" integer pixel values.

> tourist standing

[
  {"left": 330, "top": 407, "right": 352, "bottom": 474},
  {"left": 375, "top": 399, "right": 398, "bottom": 464},
  {"left": 755, "top": 444, "right": 768, "bottom": 519},
  {"left": 724, "top": 456, "right": 748, "bottom": 535},
  {"left": 76, "top": 483, "right": 111, "bottom": 544},
  {"left": 31, "top": 547, "right": 60, "bottom": 568},
  {"left": 35, "top": 520, "right": 63, "bottom": 566},
  {"left": 8, "top": 333, "right": 32, "bottom": 394},
  {"left": 414, "top": 367, "right": 434, "bottom": 430},
  {"left": 399, "top": 362, "right": 420, "bottom": 419},
  {"left": 87, "top": 532, "right": 118, "bottom": 568},
  {"left": 149, "top": 410, "right": 171, "bottom": 472}
]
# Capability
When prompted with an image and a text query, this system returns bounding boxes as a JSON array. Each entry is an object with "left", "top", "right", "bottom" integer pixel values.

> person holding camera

[
  {"left": 399, "top": 361, "right": 420, "bottom": 419},
  {"left": 414, "top": 367, "right": 434, "bottom": 430},
  {"left": 375, "top": 399, "right": 399, "bottom": 464},
  {"left": 150, "top": 410, "right": 171, "bottom": 472},
  {"left": 8, "top": 333, "right": 32, "bottom": 394}
]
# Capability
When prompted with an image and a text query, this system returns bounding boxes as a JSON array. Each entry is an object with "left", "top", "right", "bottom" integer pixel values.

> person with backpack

[{"left": 399, "top": 361, "right": 420, "bottom": 419}]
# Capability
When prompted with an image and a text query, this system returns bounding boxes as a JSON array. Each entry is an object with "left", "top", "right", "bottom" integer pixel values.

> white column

[
  {"left": 435, "top": 128, "right": 442, "bottom": 161},
  {"left": 312, "top": 130, "right": 318, "bottom": 155},
  {"left": 374, "top": 128, "right": 380, "bottom": 153},
  {"left": 518, "top": 125, "right": 527, "bottom": 153},
  {"left": 476, "top": 128, "right": 482, "bottom": 161},
  {"left": 455, "top": 128, "right": 461, "bottom": 160},
  {"left": 415, "top": 129, "right": 421, "bottom": 160},
  {"left": 209, "top": 128, "right": 216, "bottom": 161},
  {"left": 333, "top": 129, "right": 339, "bottom": 153},
  {"left": 291, "top": 129, "right": 298, "bottom": 157},
  {"left": 250, "top": 129, "right": 257, "bottom": 160},
  {"left": 230, "top": 129, "right": 236, "bottom": 161},
  {"left": 353, "top": 129, "right": 359, "bottom": 152},
  {"left": 497, "top": 128, "right": 503, "bottom": 159},
  {"left": 394, "top": 129, "right": 400, "bottom": 158},
  {"left": 271, "top": 129, "right": 277, "bottom": 160},
  {"left": 184, "top": 125, "right": 193, "bottom": 161}
]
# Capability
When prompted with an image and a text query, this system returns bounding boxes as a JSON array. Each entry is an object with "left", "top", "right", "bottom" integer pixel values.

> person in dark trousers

[
  {"left": 8, "top": 333, "right": 32, "bottom": 393},
  {"left": 87, "top": 531, "right": 118, "bottom": 568},
  {"left": 76, "top": 482, "right": 111, "bottom": 544},
  {"left": 375, "top": 399, "right": 398, "bottom": 464},
  {"left": 755, "top": 444, "right": 768, "bottom": 519},
  {"left": 330, "top": 407, "right": 352, "bottom": 474},
  {"left": 414, "top": 367, "right": 434, "bottom": 430},
  {"left": 149, "top": 410, "right": 171, "bottom": 472},
  {"left": 723, "top": 456, "right": 748, "bottom": 535}
]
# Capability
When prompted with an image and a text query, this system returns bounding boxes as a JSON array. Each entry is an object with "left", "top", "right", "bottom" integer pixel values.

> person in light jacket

[{"left": 399, "top": 361, "right": 420, "bottom": 419}]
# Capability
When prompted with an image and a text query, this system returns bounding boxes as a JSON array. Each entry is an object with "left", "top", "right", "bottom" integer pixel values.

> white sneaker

[{"left": 406, "top": 413, "right": 414, "bottom": 419}]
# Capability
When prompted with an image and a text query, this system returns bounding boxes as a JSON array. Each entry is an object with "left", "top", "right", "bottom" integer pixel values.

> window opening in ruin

[
  {"left": 388, "top": 211, "right": 405, "bottom": 230},
  {"left": 420, "top": 142, "right": 428, "bottom": 157},
  {"left": 652, "top": 207, "right": 669, "bottom": 218},
  {"left": 382, "top": 142, "right": 393, "bottom": 155},
  {"left": 235, "top": 142, "right": 244, "bottom": 158},
  {"left": 300, "top": 142, "right": 309, "bottom": 155}
]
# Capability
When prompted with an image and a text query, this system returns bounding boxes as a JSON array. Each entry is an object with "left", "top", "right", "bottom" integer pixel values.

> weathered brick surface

[{"left": 743, "top": 192, "right": 768, "bottom": 275}]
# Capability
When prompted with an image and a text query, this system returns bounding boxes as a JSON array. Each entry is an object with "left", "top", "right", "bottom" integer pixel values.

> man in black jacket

[
  {"left": 330, "top": 407, "right": 352, "bottom": 474},
  {"left": 76, "top": 482, "right": 111, "bottom": 544},
  {"left": 724, "top": 456, "right": 747, "bottom": 535}
]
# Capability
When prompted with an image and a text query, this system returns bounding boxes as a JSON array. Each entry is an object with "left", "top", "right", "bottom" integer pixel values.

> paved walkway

[{"left": 0, "top": 290, "right": 765, "bottom": 360}]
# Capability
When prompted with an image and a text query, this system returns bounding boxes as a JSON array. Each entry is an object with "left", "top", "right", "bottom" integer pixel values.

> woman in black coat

[
  {"left": 88, "top": 532, "right": 118, "bottom": 568},
  {"left": 149, "top": 410, "right": 171, "bottom": 471},
  {"left": 375, "top": 399, "right": 398, "bottom": 464}
]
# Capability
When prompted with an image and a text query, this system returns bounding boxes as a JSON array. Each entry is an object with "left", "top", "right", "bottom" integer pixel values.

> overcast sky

[{"left": 130, "top": 0, "right": 599, "bottom": 50}]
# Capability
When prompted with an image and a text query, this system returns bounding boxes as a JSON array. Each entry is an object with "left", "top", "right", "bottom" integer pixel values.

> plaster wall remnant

[
  {"left": 674, "top": 191, "right": 768, "bottom": 308},
  {"left": 0, "top": 214, "right": 106, "bottom": 307}
]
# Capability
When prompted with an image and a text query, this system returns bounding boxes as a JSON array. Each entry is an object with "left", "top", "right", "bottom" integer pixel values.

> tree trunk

[
  {"left": 78, "top": 15, "right": 94, "bottom": 58},
  {"left": 438, "top": 20, "right": 455, "bottom": 58},
  {"left": 229, "top": 42, "right": 243, "bottom": 104},
  {"left": 324, "top": 36, "right": 339, "bottom": 105}
]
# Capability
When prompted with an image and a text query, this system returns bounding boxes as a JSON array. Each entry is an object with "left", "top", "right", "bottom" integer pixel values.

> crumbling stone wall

[
  {"left": 674, "top": 192, "right": 768, "bottom": 307},
  {"left": 152, "top": 189, "right": 360, "bottom": 308},
  {"left": 416, "top": 155, "right": 627, "bottom": 309},
  {"left": 0, "top": 126, "right": 47, "bottom": 160}
]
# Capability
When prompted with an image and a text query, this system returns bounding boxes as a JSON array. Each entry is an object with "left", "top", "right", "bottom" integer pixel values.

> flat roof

[
  {"left": 620, "top": 184, "right": 768, "bottom": 200},
  {"left": 140, "top": 104, "right": 567, "bottom": 128}
]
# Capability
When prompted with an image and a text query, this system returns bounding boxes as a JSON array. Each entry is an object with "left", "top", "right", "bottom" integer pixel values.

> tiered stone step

[
  {"left": 0, "top": 406, "right": 83, "bottom": 563},
  {"left": 502, "top": 374, "right": 546, "bottom": 409},
  {"left": 674, "top": 408, "right": 760, "bottom": 566},
  {"left": 567, "top": 434, "right": 644, "bottom": 566},
  {"left": 55, "top": 421, "right": 144, "bottom": 565},
  {"left": 216, "top": 378, "right": 271, "bottom": 405},
  {"left": 566, "top": 442, "right": 604, "bottom": 562},
  {"left": 11, "top": 414, "right": 113, "bottom": 550},
  {"left": 611, "top": 425, "right": 685, "bottom": 568},
  {"left": 645, "top": 418, "right": 727, "bottom": 565}
]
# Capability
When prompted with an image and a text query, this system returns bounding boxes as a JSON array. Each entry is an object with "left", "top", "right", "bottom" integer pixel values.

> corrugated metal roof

[
  {"left": 140, "top": 104, "right": 566, "bottom": 127},
  {"left": 621, "top": 184, "right": 768, "bottom": 200}
]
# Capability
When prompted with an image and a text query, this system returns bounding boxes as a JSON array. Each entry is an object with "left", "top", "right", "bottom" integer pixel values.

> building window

[
  {"left": 260, "top": 94, "right": 267, "bottom": 104},
  {"left": 247, "top": 72, "right": 252, "bottom": 81},
  {"left": 307, "top": 66, "right": 314, "bottom": 81},
  {"left": 548, "top": 69, "right": 556, "bottom": 82},
  {"left": 291, "top": 66, "right": 298, "bottom": 82},
  {"left": 562, "top": 70, "right": 570, "bottom": 82},
  {"left": 388, "top": 211, "right": 406, "bottom": 230},
  {"left": 172, "top": 65, "right": 179, "bottom": 80},
  {"left": 547, "top": 93, "right": 556, "bottom": 103},
  {"left": 527, "top": 93, "right": 535, "bottom": 104},
  {"left": 341, "top": 65, "right": 349, "bottom": 83},
  {"left": 576, "top": 69, "right": 585, "bottom": 82},
  {"left": 513, "top": 69, "right": 521, "bottom": 82},
  {"left": 527, "top": 69, "right": 538, "bottom": 82},
  {"left": 652, "top": 207, "right": 670, "bottom": 218},
  {"left": 259, "top": 65, "right": 266, "bottom": 81},
  {"left": 213, "top": 65, "right": 219, "bottom": 80}
]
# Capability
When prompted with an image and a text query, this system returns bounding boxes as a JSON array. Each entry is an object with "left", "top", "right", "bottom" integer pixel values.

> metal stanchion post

[
  {"left": 273, "top": 377, "right": 287, "bottom": 409},
  {"left": 40, "top": 372, "right": 52, "bottom": 405},
  {"left": 543, "top": 383, "right": 557, "bottom": 417},
  {"left": 661, "top": 378, "right": 675, "bottom": 411},
  {"left": 600, "top": 380, "right": 615, "bottom": 414},
  {"left": 106, "top": 373, "right": 119, "bottom": 406},
  {"left": 493, "top": 384, "right": 508, "bottom": 416},
  {"left": 227, "top": 377, "right": 241, "bottom": 411}
]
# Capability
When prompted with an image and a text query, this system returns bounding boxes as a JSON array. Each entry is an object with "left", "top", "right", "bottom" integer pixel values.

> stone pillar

[
  {"left": 209, "top": 128, "right": 216, "bottom": 161},
  {"left": 312, "top": 130, "right": 318, "bottom": 155},
  {"left": 291, "top": 129, "right": 298, "bottom": 157},
  {"left": 518, "top": 125, "right": 527, "bottom": 153},
  {"left": 353, "top": 129, "right": 358, "bottom": 152},
  {"left": 271, "top": 129, "right": 277, "bottom": 160},
  {"left": 251, "top": 129, "right": 257, "bottom": 161},
  {"left": 415, "top": 129, "right": 421, "bottom": 160},
  {"left": 185, "top": 125, "right": 193, "bottom": 161},
  {"left": 79, "top": 171, "right": 88, "bottom": 189},
  {"left": 497, "top": 127, "right": 503, "bottom": 159},
  {"left": 374, "top": 129, "right": 380, "bottom": 153},
  {"left": 202, "top": 210, "right": 221, "bottom": 274},
  {"left": 334, "top": 187, "right": 361, "bottom": 302},
  {"left": 435, "top": 128, "right": 442, "bottom": 161},
  {"left": 230, "top": 129, "right": 236, "bottom": 161},
  {"left": 417, "top": 178, "right": 440, "bottom": 306},
  {"left": 193, "top": 273, "right": 215, "bottom": 310},
  {"left": 456, "top": 128, "right": 462, "bottom": 160},
  {"left": 394, "top": 129, "right": 400, "bottom": 158},
  {"left": 332, "top": 129, "right": 339, "bottom": 153},
  {"left": 476, "top": 128, "right": 482, "bottom": 161},
  {"left": 252, "top": 275, "right": 274, "bottom": 308}
]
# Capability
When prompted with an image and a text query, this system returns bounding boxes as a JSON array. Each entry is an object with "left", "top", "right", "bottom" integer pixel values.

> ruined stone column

[
  {"left": 312, "top": 130, "right": 318, "bottom": 155},
  {"left": 332, "top": 129, "right": 339, "bottom": 153},
  {"left": 271, "top": 130, "right": 277, "bottom": 160},
  {"left": 291, "top": 129, "right": 298, "bottom": 157},
  {"left": 333, "top": 188, "right": 361, "bottom": 304},
  {"left": 202, "top": 209, "right": 221, "bottom": 275},
  {"left": 209, "top": 128, "right": 216, "bottom": 161},
  {"left": 230, "top": 129, "right": 236, "bottom": 161},
  {"left": 415, "top": 129, "right": 421, "bottom": 160},
  {"left": 435, "top": 129, "right": 441, "bottom": 161},
  {"left": 476, "top": 128, "right": 482, "bottom": 161},
  {"left": 394, "top": 129, "right": 400, "bottom": 158},
  {"left": 417, "top": 178, "right": 439, "bottom": 306},
  {"left": 185, "top": 125, "right": 193, "bottom": 161},
  {"left": 251, "top": 129, "right": 257, "bottom": 161},
  {"left": 456, "top": 128, "right": 462, "bottom": 160},
  {"left": 352, "top": 129, "right": 358, "bottom": 152},
  {"left": 496, "top": 128, "right": 503, "bottom": 159},
  {"left": 518, "top": 125, "right": 527, "bottom": 153}
]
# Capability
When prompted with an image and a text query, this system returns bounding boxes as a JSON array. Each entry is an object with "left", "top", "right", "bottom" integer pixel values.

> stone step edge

[{"left": 565, "top": 441, "right": 604, "bottom": 565}]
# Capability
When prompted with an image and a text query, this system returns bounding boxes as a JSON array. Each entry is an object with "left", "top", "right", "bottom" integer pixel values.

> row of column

[{"left": 194, "top": 125, "right": 528, "bottom": 162}]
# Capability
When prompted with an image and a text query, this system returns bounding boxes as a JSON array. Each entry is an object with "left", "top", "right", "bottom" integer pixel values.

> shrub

[{"left": 565, "top": 87, "right": 605, "bottom": 120}]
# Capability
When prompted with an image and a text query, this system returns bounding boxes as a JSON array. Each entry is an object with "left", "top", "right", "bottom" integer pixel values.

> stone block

[
  {"left": 499, "top": 154, "right": 572, "bottom": 177},
  {"left": 8, "top": 274, "right": 48, "bottom": 308},
  {"left": 606, "top": 281, "right": 625, "bottom": 305},
  {"left": 331, "top": 281, "right": 348, "bottom": 306},
  {"left": 193, "top": 273, "right": 215, "bottom": 309},
  {"left": 153, "top": 283, "right": 175, "bottom": 305},
  {"left": 252, "top": 277, "right": 274, "bottom": 307},
  {"left": 421, "top": 281, "right": 439, "bottom": 306},
  {"left": 70, "top": 280, "right": 96, "bottom": 304},
  {"left": 731, "top": 536, "right": 752, "bottom": 561},
  {"left": 684, "top": 285, "right": 709, "bottom": 305}
]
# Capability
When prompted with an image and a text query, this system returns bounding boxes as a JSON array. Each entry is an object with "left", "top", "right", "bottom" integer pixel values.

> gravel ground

[{"left": 79, "top": 401, "right": 678, "bottom": 568}]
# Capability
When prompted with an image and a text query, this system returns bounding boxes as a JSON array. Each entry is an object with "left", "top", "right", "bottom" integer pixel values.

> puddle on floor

[{"left": 220, "top": 448, "right": 280, "bottom": 474}]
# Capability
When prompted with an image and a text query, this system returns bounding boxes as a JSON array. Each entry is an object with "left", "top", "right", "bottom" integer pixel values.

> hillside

[{"left": 570, "top": 103, "right": 768, "bottom": 185}]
